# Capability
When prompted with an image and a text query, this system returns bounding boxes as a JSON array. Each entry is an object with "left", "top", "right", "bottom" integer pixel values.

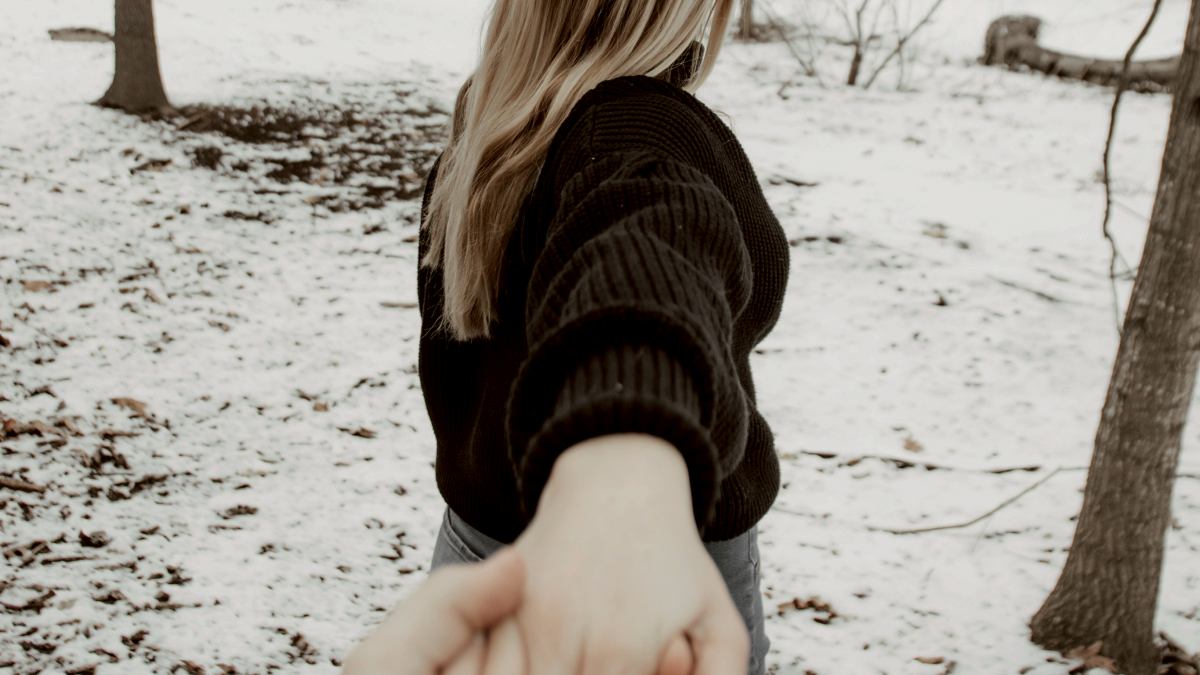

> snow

[{"left": 1, "top": 0, "right": 1197, "bottom": 673}]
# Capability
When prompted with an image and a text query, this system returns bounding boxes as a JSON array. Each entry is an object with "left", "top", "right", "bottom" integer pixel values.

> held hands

[
  {"left": 340, "top": 545, "right": 526, "bottom": 675},
  {"left": 342, "top": 433, "right": 749, "bottom": 674}
]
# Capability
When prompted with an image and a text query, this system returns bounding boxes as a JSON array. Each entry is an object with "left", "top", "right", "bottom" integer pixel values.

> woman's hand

[
  {"left": 340, "top": 546, "right": 525, "bottom": 675},
  {"left": 501, "top": 432, "right": 750, "bottom": 675}
]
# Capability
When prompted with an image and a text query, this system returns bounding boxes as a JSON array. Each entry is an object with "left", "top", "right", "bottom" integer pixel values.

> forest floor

[{"left": 1, "top": 0, "right": 1198, "bottom": 673}]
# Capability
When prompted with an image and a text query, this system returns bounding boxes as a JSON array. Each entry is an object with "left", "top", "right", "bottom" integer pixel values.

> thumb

[
  {"left": 687, "top": 602, "right": 750, "bottom": 675},
  {"left": 403, "top": 546, "right": 527, "bottom": 669},
  {"left": 442, "top": 546, "right": 526, "bottom": 628},
  {"left": 657, "top": 633, "right": 695, "bottom": 675},
  {"left": 429, "top": 547, "right": 528, "bottom": 634}
]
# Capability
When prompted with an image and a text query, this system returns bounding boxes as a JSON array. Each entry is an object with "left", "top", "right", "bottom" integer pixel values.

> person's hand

[
  {"left": 485, "top": 432, "right": 750, "bottom": 675},
  {"left": 340, "top": 546, "right": 525, "bottom": 675}
]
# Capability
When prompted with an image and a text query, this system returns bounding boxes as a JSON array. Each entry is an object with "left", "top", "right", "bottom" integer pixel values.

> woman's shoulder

[
  {"left": 545, "top": 75, "right": 738, "bottom": 179},
  {"left": 572, "top": 75, "right": 730, "bottom": 138}
]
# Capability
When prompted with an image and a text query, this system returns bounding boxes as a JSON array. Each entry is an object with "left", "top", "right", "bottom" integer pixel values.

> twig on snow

[
  {"left": 871, "top": 467, "right": 1066, "bottom": 535},
  {"left": 790, "top": 448, "right": 1079, "bottom": 475}
]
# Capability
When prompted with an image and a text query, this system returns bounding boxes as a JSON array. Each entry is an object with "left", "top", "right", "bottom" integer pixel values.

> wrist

[{"left": 540, "top": 433, "right": 694, "bottom": 521}]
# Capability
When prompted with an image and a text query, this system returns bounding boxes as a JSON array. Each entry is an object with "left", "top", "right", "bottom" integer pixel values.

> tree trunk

[
  {"left": 983, "top": 15, "right": 1179, "bottom": 92},
  {"left": 845, "top": 1, "right": 869, "bottom": 86},
  {"left": 1029, "top": 4, "right": 1200, "bottom": 675},
  {"left": 736, "top": 0, "right": 754, "bottom": 40},
  {"left": 97, "top": 0, "right": 171, "bottom": 113},
  {"left": 847, "top": 43, "right": 864, "bottom": 86}
]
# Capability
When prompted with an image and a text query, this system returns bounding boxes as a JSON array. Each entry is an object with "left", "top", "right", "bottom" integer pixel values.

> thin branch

[
  {"left": 835, "top": 0, "right": 860, "bottom": 39},
  {"left": 889, "top": 1, "right": 907, "bottom": 88},
  {"left": 1113, "top": 198, "right": 1150, "bottom": 223},
  {"left": 866, "top": 0, "right": 888, "bottom": 50},
  {"left": 1100, "top": 0, "right": 1165, "bottom": 335},
  {"left": 862, "top": 0, "right": 949, "bottom": 89},
  {"left": 759, "top": 0, "right": 822, "bottom": 80},
  {"left": 790, "top": 448, "right": 1087, "bottom": 475},
  {"left": 872, "top": 467, "right": 1066, "bottom": 535},
  {"left": 987, "top": 275, "right": 1066, "bottom": 304},
  {"left": 846, "top": 0, "right": 871, "bottom": 85}
]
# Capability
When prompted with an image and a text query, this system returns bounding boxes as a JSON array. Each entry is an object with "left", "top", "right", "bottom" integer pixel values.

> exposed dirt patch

[{"left": 163, "top": 80, "right": 450, "bottom": 212}]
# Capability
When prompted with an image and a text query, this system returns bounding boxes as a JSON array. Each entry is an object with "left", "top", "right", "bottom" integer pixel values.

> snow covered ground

[{"left": 1, "top": 0, "right": 1196, "bottom": 673}]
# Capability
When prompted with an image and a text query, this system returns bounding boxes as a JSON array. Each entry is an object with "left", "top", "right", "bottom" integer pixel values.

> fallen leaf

[
  {"left": 1, "top": 418, "right": 63, "bottom": 439},
  {"left": 922, "top": 222, "right": 949, "bottom": 239},
  {"left": 775, "top": 595, "right": 838, "bottom": 624},
  {"left": 130, "top": 158, "right": 172, "bottom": 174},
  {"left": 1066, "top": 642, "right": 1104, "bottom": 661},
  {"left": 97, "top": 428, "right": 139, "bottom": 439},
  {"left": 0, "top": 476, "right": 48, "bottom": 493},
  {"left": 79, "top": 531, "right": 111, "bottom": 548},
  {"left": 0, "top": 588, "right": 55, "bottom": 612},
  {"left": 20, "top": 280, "right": 55, "bottom": 292},
  {"left": 903, "top": 436, "right": 924, "bottom": 453},
  {"left": 121, "top": 629, "right": 149, "bottom": 648},
  {"left": 915, "top": 656, "right": 945, "bottom": 665},
  {"left": 111, "top": 397, "right": 151, "bottom": 420},
  {"left": 219, "top": 504, "right": 258, "bottom": 519},
  {"left": 93, "top": 589, "right": 125, "bottom": 604},
  {"left": 339, "top": 426, "right": 376, "bottom": 439},
  {"left": 1081, "top": 655, "right": 1117, "bottom": 673}
]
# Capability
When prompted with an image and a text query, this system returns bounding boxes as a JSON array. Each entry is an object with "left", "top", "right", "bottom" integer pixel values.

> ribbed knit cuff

[{"left": 510, "top": 342, "right": 721, "bottom": 537}]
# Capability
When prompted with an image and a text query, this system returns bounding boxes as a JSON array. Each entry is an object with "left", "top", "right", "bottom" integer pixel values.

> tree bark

[
  {"left": 1029, "top": 4, "right": 1200, "bottom": 675},
  {"left": 983, "top": 15, "right": 1179, "bottom": 92},
  {"left": 845, "top": 1, "right": 869, "bottom": 86},
  {"left": 97, "top": 0, "right": 171, "bottom": 113},
  {"left": 736, "top": 0, "right": 755, "bottom": 40},
  {"left": 847, "top": 43, "right": 864, "bottom": 86}
]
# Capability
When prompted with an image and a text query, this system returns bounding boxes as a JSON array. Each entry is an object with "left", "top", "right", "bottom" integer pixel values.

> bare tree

[
  {"left": 1029, "top": 3, "right": 1200, "bottom": 674},
  {"left": 861, "top": 0, "right": 947, "bottom": 89},
  {"left": 830, "top": 0, "right": 946, "bottom": 88},
  {"left": 97, "top": 0, "right": 172, "bottom": 113},
  {"left": 837, "top": 0, "right": 880, "bottom": 85},
  {"left": 755, "top": 0, "right": 829, "bottom": 82}
]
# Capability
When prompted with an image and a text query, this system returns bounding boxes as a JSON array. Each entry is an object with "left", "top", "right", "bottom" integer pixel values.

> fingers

[
  {"left": 410, "top": 546, "right": 526, "bottom": 668},
  {"left": 657, "top": 633, "right": 695, "bottom": 675},
  {"left": 442, "top": 547, "right": 526, "bottom": 630},
  {"left": 443, "top": 633, "right": 487, "bottom": 675},
  {"left": 687, "top": 600, "right": 750, "bottom": 675},
  {"left": 342, "top": 547, "right": 526, "bottom": 675},
  {"left": 482, "top": 616, "right": 528, "bottom": 675}
]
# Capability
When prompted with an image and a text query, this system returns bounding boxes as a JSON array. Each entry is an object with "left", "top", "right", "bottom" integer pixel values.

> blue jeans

[{"left": 429, "top": 506, "right": 770, "bottom": 675}]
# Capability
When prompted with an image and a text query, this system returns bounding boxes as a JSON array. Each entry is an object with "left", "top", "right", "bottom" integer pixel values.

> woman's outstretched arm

[
  {"left": 506, "top": 93, "right": 754, "bottom": 536},
  {"left": 499, "top": 87, "right": 756, "bottom": 674}
]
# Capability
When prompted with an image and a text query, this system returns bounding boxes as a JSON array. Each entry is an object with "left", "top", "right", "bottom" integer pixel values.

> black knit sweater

[{"left": 417, "top": 75, "right": 790, "bottom": 543}]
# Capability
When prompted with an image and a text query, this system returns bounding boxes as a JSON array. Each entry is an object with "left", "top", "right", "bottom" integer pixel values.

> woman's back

[{"left": 417, "top": 74, "right": 790, "bottom": 545}]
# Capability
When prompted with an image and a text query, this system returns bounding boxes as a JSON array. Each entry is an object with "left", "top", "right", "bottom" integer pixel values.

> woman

[{"left": 348, "top": 0, "right": 790, "bottom": 672}]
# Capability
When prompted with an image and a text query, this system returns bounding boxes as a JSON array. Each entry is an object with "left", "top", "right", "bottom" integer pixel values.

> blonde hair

[{"left": 422, "top": 0, "right": 734, "bottom": 341}]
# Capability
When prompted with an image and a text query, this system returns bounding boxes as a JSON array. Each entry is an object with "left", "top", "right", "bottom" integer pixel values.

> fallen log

[
  {"left": 982, "top": 15, "right": 1179, "bottom": 92},
  {"left": 48, "top": 27, "right": 113, "bottom": 43}
]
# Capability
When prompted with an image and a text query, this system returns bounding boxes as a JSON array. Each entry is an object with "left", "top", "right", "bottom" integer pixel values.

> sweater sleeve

[{"left": 505, "top": 98, "right": 753, "bottom": 536}]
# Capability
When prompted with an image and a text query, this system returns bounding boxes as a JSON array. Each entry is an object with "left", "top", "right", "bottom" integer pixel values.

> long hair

[{"left": 422, "top": 0, "right": 734, "bottom": 341}]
